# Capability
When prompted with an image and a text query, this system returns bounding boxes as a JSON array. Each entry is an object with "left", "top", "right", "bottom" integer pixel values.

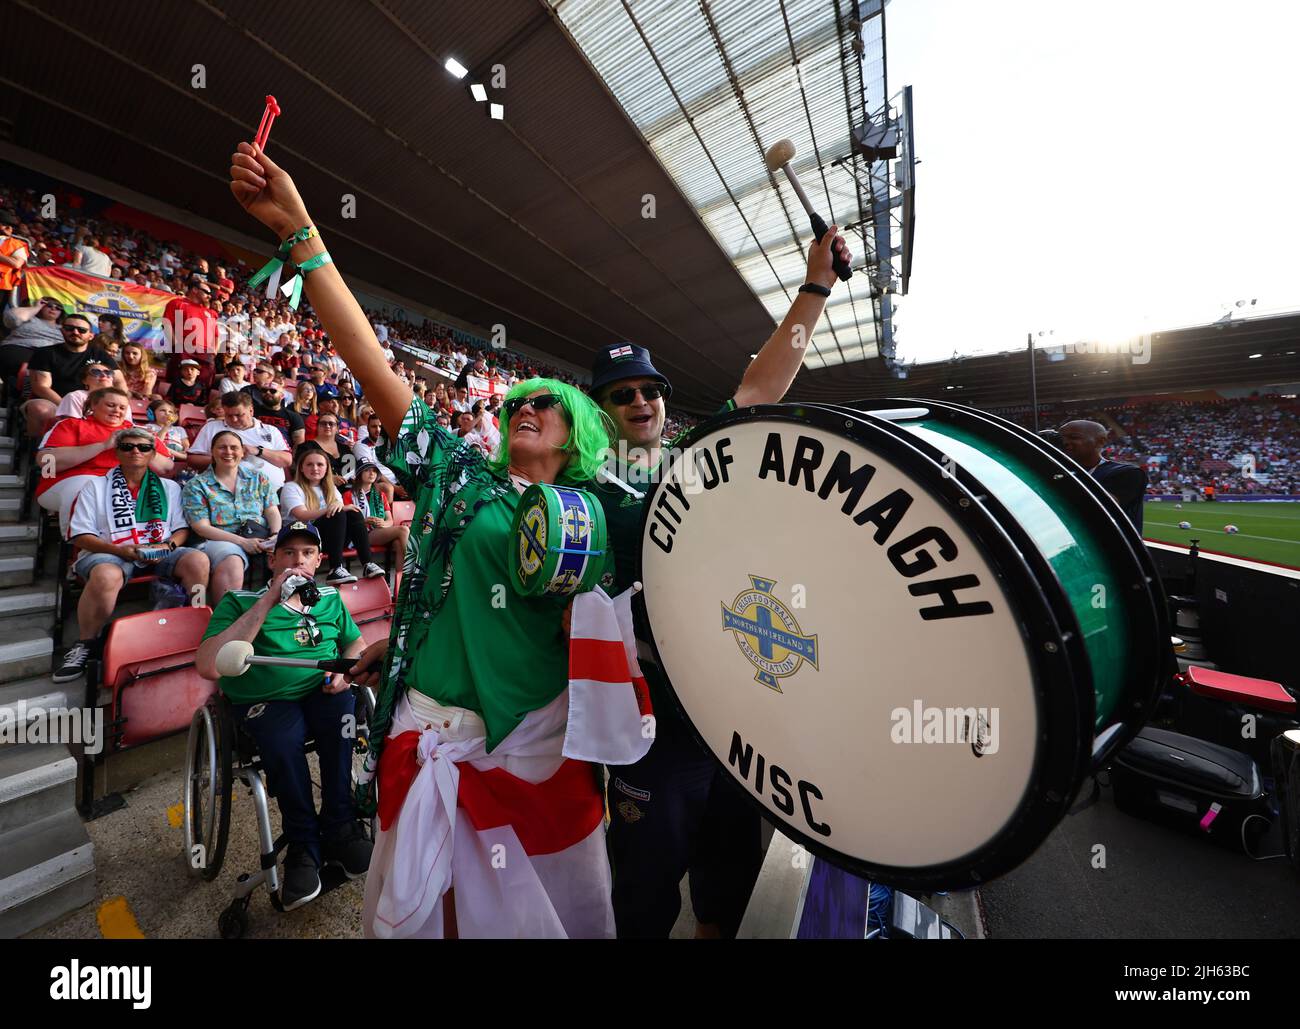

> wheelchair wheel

[
  {"left": 217, "top": 901, "right": 248, "bottom": 940},
  {"left": 183, "top": 696, "right": 232, "bottom": 881}
]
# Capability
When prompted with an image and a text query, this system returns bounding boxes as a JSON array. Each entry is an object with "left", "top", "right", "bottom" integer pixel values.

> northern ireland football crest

[{"left": 721, "top": 575, "right": 818, "bottom": 692}]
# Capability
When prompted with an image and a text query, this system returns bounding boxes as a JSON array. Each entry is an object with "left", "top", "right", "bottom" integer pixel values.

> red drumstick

[{"left": 254, "top": 95, "right": 281, "bottom": 150}]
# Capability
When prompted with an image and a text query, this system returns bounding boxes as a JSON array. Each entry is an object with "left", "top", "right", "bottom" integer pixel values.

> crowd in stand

[
  {"left": 1001, "top": 396, "right": 1300, "bottom": 495},
  {"left": 0, "top": 177, "right": 715, "bottom": 685}
]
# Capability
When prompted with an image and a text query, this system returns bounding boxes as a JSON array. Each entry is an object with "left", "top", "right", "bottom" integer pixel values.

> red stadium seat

[
  {"left": 1184, "top": 666, "right": 1295, "bottom": 714},
  {"left": 392, "top": 500, "right": 415, "bottom": 527},
  {"left": 130, "top": 397, "right": 149, "bottom": 422},
  {"left": 178, "top": 403, "right": 206, "bottom": 427},
  {"left": 336, "top": 577, "right": 393, "bottom": 646},
  {"left": 155, "top": 378, "right": 170, "bottom": 397},
  {"left": 97, "top": 606, "right": 217, "bottom": 748}
]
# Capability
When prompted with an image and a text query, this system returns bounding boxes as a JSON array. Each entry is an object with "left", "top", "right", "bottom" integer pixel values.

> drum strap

[{"left": 596, "top": 465, "right": 644, "bottom": 500}]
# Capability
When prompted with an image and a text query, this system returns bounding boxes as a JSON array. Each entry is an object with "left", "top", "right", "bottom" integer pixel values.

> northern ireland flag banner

[
  {"left": 565, "top": 585, "right": 653, "bottom": 765},
  {"left": 25, "top": 266, "right": 172, "bottom": 346}
]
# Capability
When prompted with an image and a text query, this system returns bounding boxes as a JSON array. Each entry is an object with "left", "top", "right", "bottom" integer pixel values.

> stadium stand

[{"left": 998, "top": 395, "right": 1300, "bottom": 495}]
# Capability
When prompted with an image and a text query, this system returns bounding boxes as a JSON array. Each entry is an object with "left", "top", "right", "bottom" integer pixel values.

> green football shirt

[
  {"left": 203, "top": 587, "right": 362, "bottom": 704},
  {"left": 379, "top": 395, "right": 613, "bottom": 752}
]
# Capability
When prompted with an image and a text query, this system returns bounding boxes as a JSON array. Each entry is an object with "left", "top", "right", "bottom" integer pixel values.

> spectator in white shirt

[{"left": 188, "top": 390, "right": 292, "bottom": 492}]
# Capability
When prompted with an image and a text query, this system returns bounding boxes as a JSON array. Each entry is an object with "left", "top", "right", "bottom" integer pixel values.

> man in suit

[{"left": 1060, "top": 419, "right": 1148, "bottom": 531}]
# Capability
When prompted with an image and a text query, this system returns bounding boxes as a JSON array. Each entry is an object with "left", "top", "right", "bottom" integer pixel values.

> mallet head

[
  {"left": 764, "top": 138, "right": 797, "bottom": 172},
  {"left": 215, "top": 640, "right": 255, "bottom": 678}
]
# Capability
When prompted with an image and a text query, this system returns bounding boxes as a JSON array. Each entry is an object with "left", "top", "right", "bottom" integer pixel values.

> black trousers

[
  {"left": 315, "top": 509, "right": 372, "bottom": 568},
  {"left": 0, "top": 344, "right": 34, "bottom": 396},
  {"left": 606, "top": 708, "right": 764, "bottom": 938}
]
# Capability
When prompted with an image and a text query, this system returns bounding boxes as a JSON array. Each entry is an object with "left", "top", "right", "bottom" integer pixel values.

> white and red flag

[{"left": 362, "top": 586, "right": 650, "bottom": 939}]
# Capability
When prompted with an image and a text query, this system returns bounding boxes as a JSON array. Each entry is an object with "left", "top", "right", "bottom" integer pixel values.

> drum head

[{"left": 637, "top": 405, "right": 1091, "bottom": 890}]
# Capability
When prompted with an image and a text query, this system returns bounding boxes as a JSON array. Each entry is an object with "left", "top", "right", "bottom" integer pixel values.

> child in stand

[
  {"left": 148, "top": 399, "right": 194, "bottom": 486},
  {"left": 347, "top": 461, "right": 408, "bottom": 572},
  {"left": 280, "top": 446, "right": 385, "bottom": 585}
]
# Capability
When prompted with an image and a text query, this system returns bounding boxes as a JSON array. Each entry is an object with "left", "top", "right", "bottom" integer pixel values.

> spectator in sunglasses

[
  {"left": 55, "top": 426, "right": 206, "bottom": 684},
  {"left": 587, "top": 221, "right": 854, "bottom": 941},
  {"left": 53, "top": 362, "right": 116, "bottom": 420},
  {"left": 22, "top": 311, "right": 125, "bottom": 438},
  {"left": 35, "top": 386, "right": 172, "bottom": 535},
  {"left": 231, "top": 142, "right": 621, "bottom": 937},
  {"left": 1, "top": 294, "right": 65, "bottom": 386}
]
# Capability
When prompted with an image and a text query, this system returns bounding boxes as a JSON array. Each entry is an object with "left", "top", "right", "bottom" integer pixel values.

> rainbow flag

[{"left": 24, "top": 266, "right": 174, "bottom": 345}]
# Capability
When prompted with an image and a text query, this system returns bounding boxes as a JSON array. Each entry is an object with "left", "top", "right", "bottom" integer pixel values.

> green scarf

[{"left": 135, "top": 469, "right": 169, "bottom": 524}]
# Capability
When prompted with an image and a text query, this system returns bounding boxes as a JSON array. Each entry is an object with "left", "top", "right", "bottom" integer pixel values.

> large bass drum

[{"left": 636, "top": 400, "right": 1168, "bottom": 890}]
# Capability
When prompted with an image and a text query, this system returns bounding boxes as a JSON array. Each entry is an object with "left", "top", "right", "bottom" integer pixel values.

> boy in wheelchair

[{"left": 196, "top": 521, "right": 372, "bottom": 910}]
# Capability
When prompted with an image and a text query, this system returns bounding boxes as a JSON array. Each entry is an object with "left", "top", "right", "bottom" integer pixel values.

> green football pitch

[{"left": 1144, "top": 501, "right": 1300, "bottom": 568}]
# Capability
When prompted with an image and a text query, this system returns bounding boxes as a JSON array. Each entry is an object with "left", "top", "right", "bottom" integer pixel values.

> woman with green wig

[{"left": 229, "top": 141, "right": 619, "bottom": 938}]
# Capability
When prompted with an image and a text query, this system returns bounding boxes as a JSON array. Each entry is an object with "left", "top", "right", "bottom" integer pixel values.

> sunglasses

[
  {"left": 504, "top": 393, "right": 567, "bottom": 420},
  {"left": 606, "top": 383, "right": 670, "bottom": 405},
  {"left": 116, "top": 442, "right": 154, "bottom": 453},
  {"left": 87, "top": 369, "right": 112, "bottom": 378},
  {"left": 62, "top": 324, "right": 92, "bottom": 335}
]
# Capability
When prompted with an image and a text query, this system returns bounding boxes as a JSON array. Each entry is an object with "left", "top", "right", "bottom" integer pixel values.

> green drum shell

[
  {"left": 509, "top": 482, "right": 607, "bottom": 598},
  {"left": 901, "top": 420, "right": 1130, "bottom": 730}
]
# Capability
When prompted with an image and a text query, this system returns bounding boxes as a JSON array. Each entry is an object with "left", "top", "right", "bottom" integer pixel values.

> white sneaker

[
  {"left": 362, "top": 562, "right": 386, "bottom": 579},
  {"left": 326, "top": 566, "right": 356, "bottom": 584}
]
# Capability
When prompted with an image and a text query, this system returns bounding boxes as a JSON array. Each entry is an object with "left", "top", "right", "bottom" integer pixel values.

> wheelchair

[{"left": 182, "top": 683, "right": 377, "bottom": 939}]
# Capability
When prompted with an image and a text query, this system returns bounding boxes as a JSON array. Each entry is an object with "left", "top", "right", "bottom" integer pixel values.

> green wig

[{"left": 486, "top": 378, "right": 614, "bottom": 486}]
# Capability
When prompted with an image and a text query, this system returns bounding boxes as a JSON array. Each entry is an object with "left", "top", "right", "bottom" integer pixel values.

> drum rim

[
  {"left": 636, "top": 403, "right": 1092, "bottom": 890},
  {"left": 859, "top": 397, "right": 1170, "bottom": 765}
]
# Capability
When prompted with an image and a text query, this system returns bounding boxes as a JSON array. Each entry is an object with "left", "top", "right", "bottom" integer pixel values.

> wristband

[
  {"left": 798, "top": 282, "right": 832, "bottom": 297},
  {"left": 280, "top": 226, "right": 318, "bottom": 251},
  {"left": 246, "top": 226, "right": 318, "bottom": 299},
  {"left": 297, "top": 251, "right": 333, "bottom": 275}
]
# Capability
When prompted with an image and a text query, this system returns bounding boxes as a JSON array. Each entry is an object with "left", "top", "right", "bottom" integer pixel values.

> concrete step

[
  {"left": 0, "top": 436, "right": 13, "bottom": 452},
  {"left": 0, "top": 498, "right": 21, "bottom": 523},
  {"left": 0, "top": 744, "right": 77, "bottom": 835},
  {"left": 0, "top": 555, "right": 35, "bottom": 589},
  {"left": 0, "top": 807, "right": 95, "bottom": 939},
  {"left": 0, "top": 676, "right": 70, "bottom": 723},
  {"left": 0, "top": 584, "right": 54, "bottom": 621},
  {"left": 0, "top": 630, "right": 54, "bottom": 685},
  {"left": 0, "top": 523, "right": 38, "bottom": 559}
]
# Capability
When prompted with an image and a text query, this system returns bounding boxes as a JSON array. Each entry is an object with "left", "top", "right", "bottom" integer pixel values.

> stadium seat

[
  {"left": 336, "top": 576, "right": 393, "bottom": 645},
  {"left": 1184, "top": 665, "right": 1295, "bottom": 714},
  {"left": 130, "top": 397, "right": 149, "bottom": 422},
  {"left": 392, "top": 500, "right": 415, "bottom": 527},
  {"left": 79, "top": 606, "right": 216, "bottom": 816},
  {"left": 155, "top": 378, "right": 170, "bottom": 397}
]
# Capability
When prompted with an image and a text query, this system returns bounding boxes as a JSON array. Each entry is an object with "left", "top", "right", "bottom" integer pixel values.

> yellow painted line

[
  {"left": 97, "top": 896, "right": 145, "bottom": 939},
  {"left": 166, "top": 802, "right": 184, "bottom": 828}
]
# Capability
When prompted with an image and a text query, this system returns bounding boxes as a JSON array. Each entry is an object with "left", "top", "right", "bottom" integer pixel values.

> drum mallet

[
  {"left": 763, "top": 138, "right": 853, "bottom": 281},
  {"left": 215, "top": 639, "right": 357, "bottom": 677}
]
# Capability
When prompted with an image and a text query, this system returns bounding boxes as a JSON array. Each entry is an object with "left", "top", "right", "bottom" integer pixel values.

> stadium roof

[
  {"left": 551, "top": 0, "right": 891, "bottom": 370},
  {"left": 0, "top": 0, "right": 917, "bottom": 411},
  {"left": 850, "top": 313, "right": 1300, "bottom": 410}
]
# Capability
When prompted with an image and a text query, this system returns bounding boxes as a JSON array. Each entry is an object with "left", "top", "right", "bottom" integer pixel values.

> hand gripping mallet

[
  {"left": 216, "top": 639, "right": 356, "bottom": 678},
  {"left": 763, "top": 138, "right": 853, "bottom": 281}
]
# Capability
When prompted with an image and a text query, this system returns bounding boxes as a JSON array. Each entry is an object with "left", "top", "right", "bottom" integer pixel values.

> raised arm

[
  {"left": 732, "top": 227, "right": 853, "bottom": 408},
  {"left": 228, "top": 143, "right": 411, "bottom": 438}
]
